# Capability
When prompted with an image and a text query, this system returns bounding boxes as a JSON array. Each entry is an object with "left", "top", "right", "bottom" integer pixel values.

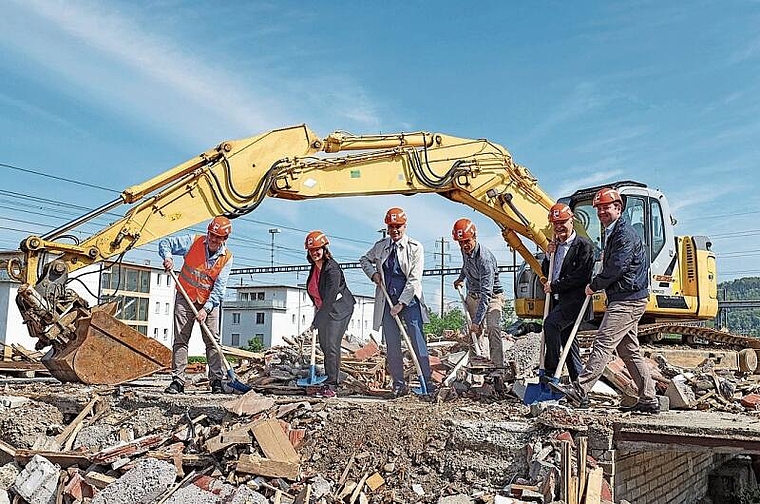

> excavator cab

[{"left": 515, "top": 180, "right": 718, "bottom": 324}]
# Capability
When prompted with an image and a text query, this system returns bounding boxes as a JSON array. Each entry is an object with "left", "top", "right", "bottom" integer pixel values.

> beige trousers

[
  {"left": 465, "top": 293, "right": 505, "bottom": 367},
  {"left": 576, "top": 298, "right": 655, "bottom": 403},
  {"left": 172, "top": 293, "right": 224, "bottom": 384}
]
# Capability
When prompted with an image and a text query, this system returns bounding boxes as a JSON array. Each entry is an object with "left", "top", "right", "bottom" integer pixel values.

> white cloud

[{"left": 2, "top": 1, "right": 382, "bottom": 147}]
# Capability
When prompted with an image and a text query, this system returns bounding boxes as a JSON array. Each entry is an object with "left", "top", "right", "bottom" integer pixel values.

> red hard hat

[
  {"left": 548, "top": 203, "right": 574, "bottom": 223},
  {"left": 384, "top": 207, "right": 407, "bottom": 225},
  {"left": 452, "top": 218, "right": 476, "bottom": 241},
  {"left": 207, "top": 216, "right": 232, "bottom": 238},
  {"left": 592, "top": 188, "right": 622, "bottom": 208},
  {"left": 305, "top": 230, "right": 329, "bottom": 250}
]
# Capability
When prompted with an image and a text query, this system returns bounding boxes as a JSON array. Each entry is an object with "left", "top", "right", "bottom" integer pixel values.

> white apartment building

[
  {"left": 0, "top": 254, "right": 206, "bottom": 357},
  {"left": 221, "top": 285, "right": 377, "bottom": 349}
]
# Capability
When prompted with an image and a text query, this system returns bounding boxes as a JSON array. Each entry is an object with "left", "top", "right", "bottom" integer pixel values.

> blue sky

[{"left": 1, "top": 1, "right": 759, "bottom": 310}]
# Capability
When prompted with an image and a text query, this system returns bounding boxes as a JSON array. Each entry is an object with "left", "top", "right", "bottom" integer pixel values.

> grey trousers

[
  {"left": 172, "top": 293, "right": 224, "bottom": 384},
  {"left": 465, "top": 293, "right": 505, "bottom": 367},
  {"left": 316, "top": 314, "right": 351, "bottom": 386},
  {"left": 576, "top": 298, "right": 655, "bottom": 403}
]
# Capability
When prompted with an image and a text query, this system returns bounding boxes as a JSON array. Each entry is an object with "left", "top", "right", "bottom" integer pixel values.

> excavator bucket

[{"left": 42, "top": 306, "right": 172, "bottom": 385}]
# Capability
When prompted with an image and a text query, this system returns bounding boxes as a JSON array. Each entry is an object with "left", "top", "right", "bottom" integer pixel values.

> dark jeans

[
  {"left": 543, "top": 303, "right": 583, "bottom": 381},
  {"left": 382, "top": 298, "right": 432, "bottom": 389}
]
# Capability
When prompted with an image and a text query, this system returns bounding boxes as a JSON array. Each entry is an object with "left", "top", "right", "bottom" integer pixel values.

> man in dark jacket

[
  {"left": 541, "top": 203, "right": 594, "bottom": 382},
  {"left": 551, "top": 188, "right": 658, "bottom": 413}
]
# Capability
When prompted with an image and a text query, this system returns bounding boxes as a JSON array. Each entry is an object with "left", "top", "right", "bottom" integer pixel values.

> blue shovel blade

[{"left": 297, "top": 365, "right": 328, "bottom": 387}]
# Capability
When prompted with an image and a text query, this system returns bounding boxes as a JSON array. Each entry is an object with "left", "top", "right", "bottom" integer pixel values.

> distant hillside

[{"left": 718, "top": 277, "right": 760, "bottom": 337}]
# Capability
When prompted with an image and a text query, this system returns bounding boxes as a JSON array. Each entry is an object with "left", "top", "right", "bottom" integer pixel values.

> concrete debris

[
  {"left": 12, "top": 455, "right": 59, "bottom": 504},
  {"left": 92, "top": 458, "right": 176, "bottom": 504},
  {"left": 0, "top": 463, "right": 20, "bottom": 490}
]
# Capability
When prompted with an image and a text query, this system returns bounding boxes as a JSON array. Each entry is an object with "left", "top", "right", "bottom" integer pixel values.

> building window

[
  {"left": 163, "top": 328, "right": 169, "bottom": 341},
  {"left": 165, "top": 303, "right": 170, "bottom": 315},
  {"left": 257, "top": 292, "right": 265, "bottom": 300},
  {"left": 166, "top": 275, "right": 171, "bottom": 287},
  {"left": 155, "top": 302, "right": 160, "bottom": 315},
  {"left": 232, "top": 313, "right": 241, "bottom": 324},
  {"left": 139, "top": 270, "right": 150, "bottom": 293},
  {"left": 302, "top": 292, "right": 307, "bottom": 302},
  {"left": 255, "top": 334, "right": 264, "bottom": 346},
  {"left": 240, "top": 293, "right": 249, "bottom": 301},
  {"left": 153, "top": 328, "right": 158, "bottom": 338},
  {"left": 231, "top": 333, "right": 240, "bottom": 346},
  {"left": 302, "top": 315, "right": 306, "bottom": 326},
  {"left": 156, "top": 274, "right": 161, "bottom": 286},
  {"left": 256, "top": 313, "right": 265, "bottom": 324},
  {"left": 292, "top": 314, "right": 296, "bottom": 324}
]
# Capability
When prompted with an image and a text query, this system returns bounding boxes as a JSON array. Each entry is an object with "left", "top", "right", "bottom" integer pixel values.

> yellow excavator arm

[
  {"left": 13, "top": 124, "right": 555, "bottom": 285},
  {"left": 9, "top": 124, "right": 561, "bottom": 385}
]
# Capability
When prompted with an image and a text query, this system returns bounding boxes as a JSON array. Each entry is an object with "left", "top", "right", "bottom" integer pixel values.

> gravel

[{"left": 92, "top": 458, "right": 176, "bottom": 504}]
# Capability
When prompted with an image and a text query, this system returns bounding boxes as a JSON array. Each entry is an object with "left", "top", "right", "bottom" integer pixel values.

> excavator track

[
  {"left": 577, "top": 322, "right": 760, "bottom": 373},
  {"left": 577, "top": 323, "right": 760, "bottom": 349}
]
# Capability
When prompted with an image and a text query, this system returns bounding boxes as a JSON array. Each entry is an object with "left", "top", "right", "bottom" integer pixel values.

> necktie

[{"left": 552, "top": 243, "right": 567, "bottom": 282}]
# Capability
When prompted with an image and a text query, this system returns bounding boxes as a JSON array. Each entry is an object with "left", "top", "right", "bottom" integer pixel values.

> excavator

[{"left": 6, "top": 124, "right": 758, "bottom": 384}]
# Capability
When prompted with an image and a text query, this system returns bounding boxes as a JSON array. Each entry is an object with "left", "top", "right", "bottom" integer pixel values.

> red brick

[
  {"left": 741, "top": 393, "right": 760, "bottom": 410},
  {"left": 353, "top": 340, "right": 379, "bottom": 360}
]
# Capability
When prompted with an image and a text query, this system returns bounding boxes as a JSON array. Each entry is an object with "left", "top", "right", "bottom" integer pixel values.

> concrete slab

[{"left": 613, "top": 410, "right": 760, "bottom": 454}]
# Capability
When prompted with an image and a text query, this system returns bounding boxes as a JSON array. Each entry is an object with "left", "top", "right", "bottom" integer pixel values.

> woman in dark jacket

[{"left": 305, "top": 231, "right": 356, "bottom": 396}]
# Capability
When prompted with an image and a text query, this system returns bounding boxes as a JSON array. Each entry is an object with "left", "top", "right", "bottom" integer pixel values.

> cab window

[{"left": 650, "top": 198, "right": 666, "bottom": 258}]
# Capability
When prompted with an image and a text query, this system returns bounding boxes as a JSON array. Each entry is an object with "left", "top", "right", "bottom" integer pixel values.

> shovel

[
  {"left": 455, "top": 285, "right": 484, "bottom": 357},
  {"left": 521, "top": 253, "right": 559, "bottom": 404},
  {"left": 379, "top": 283, "right": 429, "bottom": 396},
  {"left": 169, "top": 270, "right": 251, "bottom": 393},
  {"left": 526, "top": 294, "right": 592, "bottom": 404},
  {"left": 297, "top": 327, "right": 328, "bottom": 387}
]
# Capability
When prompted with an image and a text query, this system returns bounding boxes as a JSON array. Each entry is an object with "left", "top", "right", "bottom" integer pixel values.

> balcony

[{"left": 223, "top": 299, "right": 287, "bottom": 311}]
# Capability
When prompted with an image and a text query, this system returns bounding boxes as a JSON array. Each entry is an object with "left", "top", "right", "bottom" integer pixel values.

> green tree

[
  {"left": 424, "top": 308, "right": 465, "bottom": 337},
  {"left": 244, "top": 336, "right": 265, "bottom": 353}
]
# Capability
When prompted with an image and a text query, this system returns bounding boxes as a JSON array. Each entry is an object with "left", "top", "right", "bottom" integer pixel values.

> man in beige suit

[{"left": 360, "top": 207, "right": 432, "bottom": 397}]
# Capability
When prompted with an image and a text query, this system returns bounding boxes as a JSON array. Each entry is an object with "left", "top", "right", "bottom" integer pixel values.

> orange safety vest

[{"left": 178, "top": 236, "right": 233, "bottom": 305}]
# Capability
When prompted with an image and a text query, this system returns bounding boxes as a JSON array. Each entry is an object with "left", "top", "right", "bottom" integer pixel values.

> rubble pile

[{"left": 0, "top": 333, "right": 758, "bottom": 503}]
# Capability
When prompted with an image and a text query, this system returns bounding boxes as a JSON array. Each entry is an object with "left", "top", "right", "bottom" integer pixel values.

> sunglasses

[{"left": 387, "top": 224, "right": 405, "bottom": 230}]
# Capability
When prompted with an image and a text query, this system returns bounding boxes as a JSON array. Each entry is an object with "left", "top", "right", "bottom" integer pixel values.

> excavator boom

[{"left": 10, "top": 125, "right": 556, "bottom": 384}]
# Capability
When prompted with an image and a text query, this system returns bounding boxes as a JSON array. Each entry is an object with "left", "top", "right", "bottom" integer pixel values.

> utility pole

[
  {"left": 268, "top": 228, "right": 281, "bottom": 267},
  {"left": 377, "top": 228, "right": 387, "bottom": 239},
  {"left": 433, "top": 237, "right": 450, "bottom": 316}
]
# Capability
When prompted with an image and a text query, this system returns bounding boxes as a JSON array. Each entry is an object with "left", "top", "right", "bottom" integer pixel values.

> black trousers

[
  {"left": 543, "top": 302, "right": 583, "bottom": 381},
  {"left": 316, "top": 314, "right": 351, "bottom": 386}
]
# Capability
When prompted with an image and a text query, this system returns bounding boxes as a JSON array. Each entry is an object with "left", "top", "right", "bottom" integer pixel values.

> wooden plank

[
  {"left": 204, "top": 418, "right": 263, "bottom": 453},
  {"left": 0, "top": 439, "right": 17, "bottom": 457},
  {"left": 83, "top": 472, "right": 116, "bottom": 489},
  {"left": 585, "top": 467, "right": 603, "bottom": 504},
  {"left": 221, "top": 345, "right": 265, "bottom": 360},
  {"left": 236, "top": 454, "right": 299, "bottom": 480},
  {"left": 14, "top": 450, "right": 91, "bottom": 467},
  {"left": 561, "top": 440, "right": 571, "bottom": 503},
  {"left": 578, "top": 437, "right": 588, "bottom": 502},
  {"left": 56, "top": 397, "right": 100, "bottom": 445},
  {"left": 251, "top": 419, "right": 300, "bottom": 463}
]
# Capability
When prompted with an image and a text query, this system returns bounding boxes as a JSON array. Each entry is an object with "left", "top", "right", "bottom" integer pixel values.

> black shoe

[
  {"left": 391, "top": 385, "right": 409, "bottom": 398},
  {"left": 620, "top": 400, "right": 659, "bottom": 414},
  {"left": 210, "top": 379, "right": 224, "bottom": 394},
  {"left": 164, "top": 380, "right": 184, "bottom": 394},
  {"left": 548, "top": 381, "right": 589, "bottom": 408}
]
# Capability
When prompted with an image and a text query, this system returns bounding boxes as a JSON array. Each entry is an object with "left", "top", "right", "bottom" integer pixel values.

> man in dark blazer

[{"left": 541, "top": 203, "right": 594, "bottom": 382}]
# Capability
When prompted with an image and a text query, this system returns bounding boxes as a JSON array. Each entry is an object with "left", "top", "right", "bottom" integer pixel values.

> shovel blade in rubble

[{"left": 42, "top": 307, "right": 172, "bottom": 385}]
